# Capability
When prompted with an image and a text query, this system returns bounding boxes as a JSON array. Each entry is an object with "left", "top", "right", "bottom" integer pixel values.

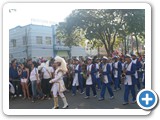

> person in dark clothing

[{"left": 9, "top": 59, "right": 22, "bottom": 97}]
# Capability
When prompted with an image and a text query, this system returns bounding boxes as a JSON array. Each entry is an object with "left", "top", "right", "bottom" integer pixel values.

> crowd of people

[{"left": 9, "top": 53, "right": 145, "bottom": 108}]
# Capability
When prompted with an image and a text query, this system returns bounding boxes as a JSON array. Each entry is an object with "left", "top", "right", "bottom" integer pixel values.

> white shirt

[
  {"left": 132, "top": 59, "right": 138, "bottom": 79},
  {"left": 96, "top": 63, "right": 100, "bottom": 78},
  {"left": 124, "top": 62, "right": 133, "bottom": 85},
  {"left": 72, "top": 64, "right": 79, "bottom": 86},
  {"left": 102, "top": 64, "right": 109, "bottom": 84},
  {"left": 86, "top": 64, "right": 93, "bottom": 85},
  {"left": 113, "top": 61, "right": 118, "bottom": 78},
  {"left": 109, "top": 63, "right": 112, "bottom": 72},
  {"left": 30, "top": 68, "right": 38, "bottom": 81},
  {"left": 42, "top": 67, "right": 54, "bottom": 79}
]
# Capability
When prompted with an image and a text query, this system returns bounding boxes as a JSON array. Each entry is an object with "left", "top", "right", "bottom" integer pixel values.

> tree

[
  {"left": 123, "top": 9, "right": 145, "bottom": 53},
  {"left": 56, "top": 9, "right": 145, "bottom": 56},
  {"left": 64, "top": 9, "right": 127, "bottom": 56},
  {"left": 56, "top": 21, "right": 87, "bottom": 58}
]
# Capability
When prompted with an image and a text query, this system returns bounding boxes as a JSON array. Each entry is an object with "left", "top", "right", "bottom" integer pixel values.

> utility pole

[{"left": 25, "top": 28, "right": 29, "bottom": 59}]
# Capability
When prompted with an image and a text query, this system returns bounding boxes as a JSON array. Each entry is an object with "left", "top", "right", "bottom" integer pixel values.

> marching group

[{"left": 9, "top": 53, "right": 145, "bottom": 108}]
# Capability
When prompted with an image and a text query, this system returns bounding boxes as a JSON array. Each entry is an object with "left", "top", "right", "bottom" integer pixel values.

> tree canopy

[{"left": 56, "top": 9, "right": 145, "bottom": 56}]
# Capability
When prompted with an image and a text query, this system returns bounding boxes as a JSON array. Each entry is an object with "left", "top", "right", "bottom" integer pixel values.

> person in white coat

[{"left": 49, "top": 56, "right": 68, "bottom": 109}]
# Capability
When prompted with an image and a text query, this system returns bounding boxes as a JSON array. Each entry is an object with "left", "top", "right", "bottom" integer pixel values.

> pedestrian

[
  {"left": 18, "top": 63, "right": 30, "bottom": 99},
  {"left": 30, "top": 61, "right": 44, "bottom": 102},
  {"left": 84, "top": 57, "right": 97, "bottom": 99},
  {"left": 98, "top": 56, "right": 114, "bottom": 101},
  {"left": 122, "top": 54, "right": 137, "bottom": 105},
  {"left": 49, "top": 56, "right": 69, "bottom": 109},
  {"left": 40, "top": 60, "right": 54, "bottom": 99},
  {"left": 9, "top": 59, "right": 22, "bottom": 98}
]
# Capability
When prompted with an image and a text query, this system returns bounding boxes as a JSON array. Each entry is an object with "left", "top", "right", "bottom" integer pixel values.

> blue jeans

[
  {"left": 31, "top": 80, "right": 37, "bottom": 100},
  {"left": 100, "top": 82, "right": 114, "bottom": 98}
]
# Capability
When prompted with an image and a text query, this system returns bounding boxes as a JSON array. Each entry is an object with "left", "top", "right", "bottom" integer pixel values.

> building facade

[{"left": 9, "top": 24, "right": 87, "bottom": 61}]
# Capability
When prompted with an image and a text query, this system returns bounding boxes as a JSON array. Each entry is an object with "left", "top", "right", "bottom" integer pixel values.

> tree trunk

[
  {"left": 135, "top": 34, "right": 139, "bottom": 54},
  {"left": 102, "top": 40, "right": 109, "bottom": 56},
  {"left": 124, "top": 36, "right": 127, "bottom": 54},
  {"left": 111, "top": 32, "right": 117, "bottom": 55},
  {"left": 69, "top": 46, "right": 72, "bottom": 59}
]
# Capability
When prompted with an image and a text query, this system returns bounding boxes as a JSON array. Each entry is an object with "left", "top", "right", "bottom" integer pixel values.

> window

[
  {"left": 45, "top": 37, "right": 51, "bottom": 45},
  {"left": 23, "top": 36, "right": 27, "bottom": 45},
  {"left": 36, "top": 36, "right": 42, "bottom": 44},
  {"left": 12, "top": 39, "right": 16, "bottom": 47}
]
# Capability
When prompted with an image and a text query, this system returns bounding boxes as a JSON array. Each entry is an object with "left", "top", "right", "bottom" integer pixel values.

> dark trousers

[
  {"left": 114, "top": 78, "right": 119, "bottom": 90},
  {"left": 78, "top": 79, "right": 84, "bottom": 93},
  {"left": 96, "top": 78, "right": 101, "bottom": 89},
  {"left": 85, "top": 84, "right": 97, "bottom": 96},
  {"left": 124, "top": 84, "right": 136, "bottom": 102},
  {"left": 72, "top": 85, "right": 77, "bottom": 94},
  {"left": 100, "top": 82, "right": 114, "bottom": 98},
  {"left": 136, "top": 78, "right": 141, "bottom": 90},
  {"left": 41, "top": 78, "right": 51, "bottom": 97},
  {"left": 11, "top": 79, "right": 22, "bottom": 96}
]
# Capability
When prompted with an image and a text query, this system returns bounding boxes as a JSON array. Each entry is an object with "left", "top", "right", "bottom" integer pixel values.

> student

[
  {"left": 49, "top": 56, "right": 69, "bottom": 109},
  {"left": 112, "top": 56, "right": 122, "bottom": 91},
  {"left": 95, "top": 58, "right": 101, "bottom": 90},
  {"left": 84, "top": 57, "right": 97, "bottom": 99},
  {"left": 131, "top": 53, "right": 142, "bottom": 91},
  {"left": 123, "top": 54, "right": 136, "bottom": 105},
  {"left": 72, "top": 57, "right": 84, "bottom": 95},
  {"left": 98, "top": 56, "right": 114, "bottom": 101}
]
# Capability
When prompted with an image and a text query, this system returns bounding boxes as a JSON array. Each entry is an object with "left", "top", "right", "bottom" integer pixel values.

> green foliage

[{"left": 56, "top": 9, "right": 145, "bottom": 55}]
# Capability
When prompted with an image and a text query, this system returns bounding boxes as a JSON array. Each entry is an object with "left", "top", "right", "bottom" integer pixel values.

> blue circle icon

[{"left": 137, "top": 89, "right": 158, "bottom": 110}]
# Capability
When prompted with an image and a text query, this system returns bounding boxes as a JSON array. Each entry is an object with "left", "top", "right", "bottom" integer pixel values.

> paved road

[{"left": 9, "top": 85, "right": 141, "bottom": 109}]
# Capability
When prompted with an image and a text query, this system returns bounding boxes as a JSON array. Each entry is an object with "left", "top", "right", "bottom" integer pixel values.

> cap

[
  {"left": 125, "top": 54, "right": 131, "bottom": 58},
  {"left": 74, "top": 57, "right": 80, "bottom": 61},
  {"left": 131, "top": 53, "right": 137, "bottom": 57},
  {"left": 113, "top": 56, "right": 118, "bottom": 59},
  {"left": 87, "top": 57, "right": 92, "bottom": 60},
  {"left": 96, "top": 58, "right": 100, "bottom": 60},
  {"left": 102, "top": 56, "right": 108, "bottom": 60}
]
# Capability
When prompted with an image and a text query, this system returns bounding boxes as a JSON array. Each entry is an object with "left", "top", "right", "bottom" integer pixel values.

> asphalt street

[{"left": 9, "top": 84, "right": 141, "bottom": 109}]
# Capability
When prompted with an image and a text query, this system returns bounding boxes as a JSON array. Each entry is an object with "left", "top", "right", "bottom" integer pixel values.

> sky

[{"left": 8, "top": 3, "right": 75, "bottom": 29}]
